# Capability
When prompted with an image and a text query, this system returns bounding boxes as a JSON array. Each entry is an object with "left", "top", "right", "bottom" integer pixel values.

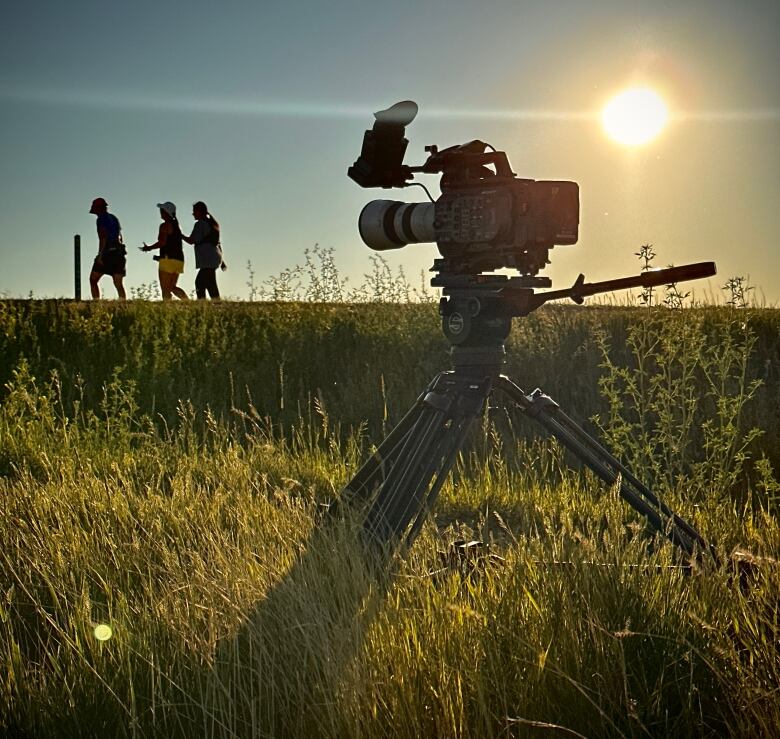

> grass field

[{"left": 1, "top": 300, "right": 779, "bottom": 737}]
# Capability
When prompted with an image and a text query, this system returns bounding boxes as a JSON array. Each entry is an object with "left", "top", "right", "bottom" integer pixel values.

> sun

[{"left": 601, "top": 88, "right": 669, "bottom": 146}]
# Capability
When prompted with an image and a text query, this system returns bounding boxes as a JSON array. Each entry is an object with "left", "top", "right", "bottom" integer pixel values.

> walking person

[
  {"left": 182, "top": 201, "right": 224, "bottom": 299},
  {"left": 140, "top": 201, "right": 189, "bottom": 300},
  {"left": 88, "top": 197, "right": 127, "bottom": 299}
]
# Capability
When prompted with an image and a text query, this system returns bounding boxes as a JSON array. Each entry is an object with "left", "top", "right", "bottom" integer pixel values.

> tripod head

[{"left": 438, "top": 261, "right": 717, "bottom": 352}]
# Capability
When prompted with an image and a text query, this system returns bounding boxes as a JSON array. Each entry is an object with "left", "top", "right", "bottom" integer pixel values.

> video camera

[
  {"left": 348, "top": 101, "right": 579, "bottom": 281},
  {"left": 348, "top": 100, "right": 715, "bottom": 339}
]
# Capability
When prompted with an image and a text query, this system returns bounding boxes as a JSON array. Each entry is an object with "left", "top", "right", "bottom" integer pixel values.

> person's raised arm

[{"left": 141, "top": 223, "right": 168, "bottom": 251}]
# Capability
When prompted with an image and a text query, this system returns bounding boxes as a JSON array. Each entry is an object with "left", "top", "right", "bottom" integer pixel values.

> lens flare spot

[
  {"left": 94, "top": 624, "right": 113, "bottom": 641},
  {"left": 602, "top": 88, "right": 668, "bottom": 146}
]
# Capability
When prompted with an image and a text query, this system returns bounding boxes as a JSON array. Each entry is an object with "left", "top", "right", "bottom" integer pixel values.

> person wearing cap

[
  {"left": 182, "top": 201, "right": 224, "bottom": 299},
  {"left": 88, "top": 197, "right": 127, "bottom": 299},
  {"left": 140, "top": 201, "right": 189, "bottom": 300}
]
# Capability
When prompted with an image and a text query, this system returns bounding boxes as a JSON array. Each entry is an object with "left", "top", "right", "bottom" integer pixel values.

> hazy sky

[{"left": 1, "top": 0, "right": 778, "bottom": 302}]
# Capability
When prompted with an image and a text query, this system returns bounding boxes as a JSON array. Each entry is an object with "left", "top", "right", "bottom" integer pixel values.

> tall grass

[
  {"left": 1, "top": 300, "right": 779, "bottom": 467},
  {"left": 1, "top": 349, "right": 779, "bottom": 737}
]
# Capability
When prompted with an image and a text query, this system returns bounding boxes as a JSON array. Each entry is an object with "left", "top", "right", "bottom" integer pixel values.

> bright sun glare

[{"left": 602, "top": 88, "right": 669, "bottom": 146}]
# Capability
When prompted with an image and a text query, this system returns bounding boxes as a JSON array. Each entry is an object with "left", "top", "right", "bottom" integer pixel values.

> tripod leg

[
  {"left": 363, "top": 403, "right": 452, "bottom": 545},
  {"left": 341, "top": 382, "right": 436, "bottom": 505},
  {"left": 494, "top": 376, "right": 717, "bottom": 565},
  {"left": 403, "top": 409, "right": 479, "bottom": 549},
  {"left": 359, "top": 373, "right": 493, "bottom": 550}
]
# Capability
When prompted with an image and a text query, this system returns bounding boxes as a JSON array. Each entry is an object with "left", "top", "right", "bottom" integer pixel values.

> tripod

[{"left": 342, "top": 267, "right": 720, "bottom": 568}]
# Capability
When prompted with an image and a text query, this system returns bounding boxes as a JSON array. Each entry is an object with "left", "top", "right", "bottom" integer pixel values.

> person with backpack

[
  {"left": 182, "top": 201, "right": 224, "bottom": 300},
  {"left": 140, "top": 201, "right": 189, "bottom": 300},
  {"left": 88, "top": 197, "right": 127, "bottom": 299}
]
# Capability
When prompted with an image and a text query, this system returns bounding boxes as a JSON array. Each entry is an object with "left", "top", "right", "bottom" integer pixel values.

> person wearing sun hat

[
  {"left": 88, "top": 197, "right": 127, "bottom": 299},
  {"left": 140, "top": 201, "right": 189, "bottom": 300}
]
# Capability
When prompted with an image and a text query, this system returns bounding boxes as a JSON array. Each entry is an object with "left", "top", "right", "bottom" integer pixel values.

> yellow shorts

[{"left": 159, "top": 258, "right": 184, "bottom": 274}]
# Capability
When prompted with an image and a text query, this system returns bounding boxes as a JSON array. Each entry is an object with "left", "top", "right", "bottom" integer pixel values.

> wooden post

[{"left": 74, "top": 234, "right": 81, "bottom": 300}]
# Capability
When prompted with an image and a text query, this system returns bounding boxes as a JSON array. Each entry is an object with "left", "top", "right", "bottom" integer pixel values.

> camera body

[
  {"left": 349, "top": 102, "right": 579, "bottom": 278},
  {"left": 432, "top": 168, "right": 578, "bottom": 276}
]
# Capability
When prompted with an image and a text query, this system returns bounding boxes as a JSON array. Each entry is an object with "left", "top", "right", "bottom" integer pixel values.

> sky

[{"left": 1, "top": 0, "right": 778, "bottom": 303}]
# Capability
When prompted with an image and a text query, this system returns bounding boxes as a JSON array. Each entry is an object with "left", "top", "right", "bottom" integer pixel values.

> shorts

[
  {"left": 158, "top": 258, "right": 184, "bottom": 274},
  {"left": 91, "top": 249, "right": 126, "bottom": 277}
]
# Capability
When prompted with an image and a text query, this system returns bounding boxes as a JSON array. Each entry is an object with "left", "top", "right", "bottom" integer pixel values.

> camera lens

[{"left": 358, "top": 199, "right": 436, "bottom": 251}]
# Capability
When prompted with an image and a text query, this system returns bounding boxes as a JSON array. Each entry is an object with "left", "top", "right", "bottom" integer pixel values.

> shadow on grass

[{"left": 205, "top": 508, "right": 393, "bottom": 738}]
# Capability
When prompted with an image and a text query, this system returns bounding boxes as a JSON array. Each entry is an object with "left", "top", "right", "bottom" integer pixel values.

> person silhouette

[
  {"left": 88, "top": 197, "right": 127, "bottom": 299},
  {"left": 182, "top": 201, "right": 224, "bottom": 299},
  {"left": 140, "top": 201, "right": 189, "bottom": 300}
]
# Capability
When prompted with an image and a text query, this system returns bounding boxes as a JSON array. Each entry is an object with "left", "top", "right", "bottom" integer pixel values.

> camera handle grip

[{"left": 532, "top": 261, "right": 717, "bottom": 310}]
